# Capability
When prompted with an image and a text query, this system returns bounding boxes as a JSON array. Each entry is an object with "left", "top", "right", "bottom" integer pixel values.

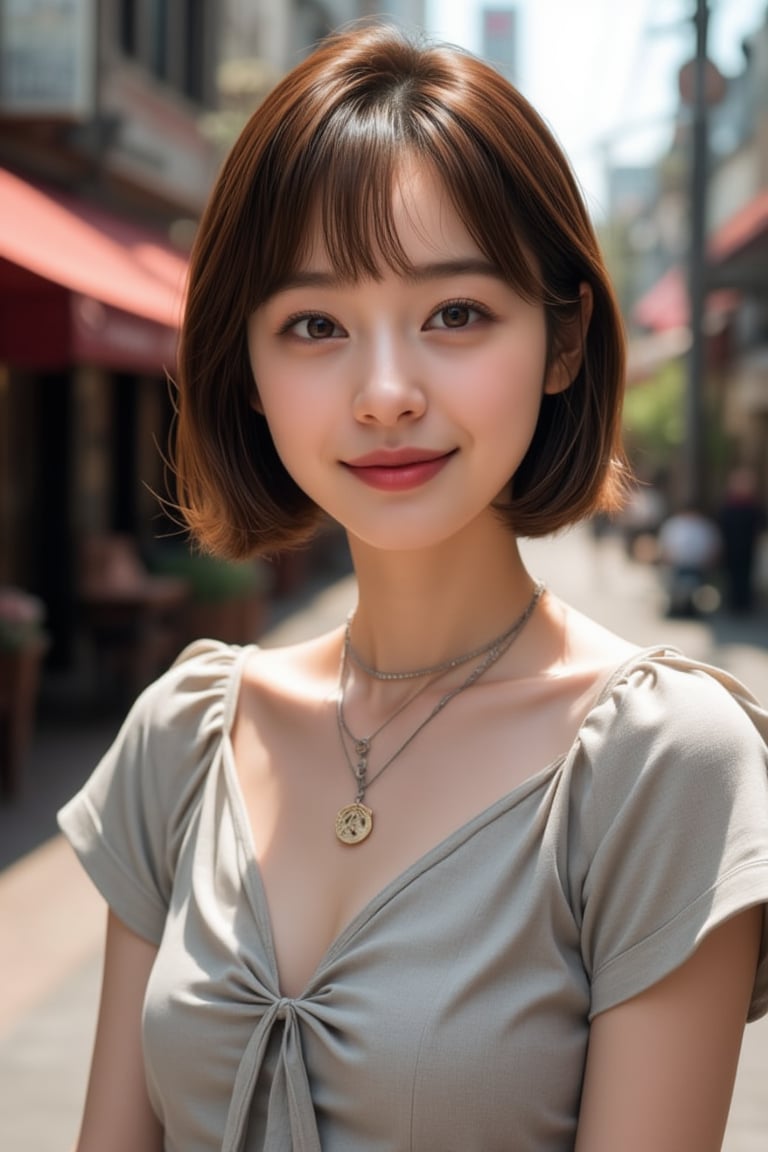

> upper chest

[{"left": 228, "top": 659, "right": 606, "bottom": 997}]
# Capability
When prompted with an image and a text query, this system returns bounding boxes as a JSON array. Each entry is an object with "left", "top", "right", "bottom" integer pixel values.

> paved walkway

[{"left": 1, "top": 527, "right": 767, "bottom": 1150}]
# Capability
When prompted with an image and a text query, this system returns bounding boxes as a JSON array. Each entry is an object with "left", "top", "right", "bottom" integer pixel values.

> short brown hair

[{"left": 174, "top": 22, "right": 627, "bottom": 559}]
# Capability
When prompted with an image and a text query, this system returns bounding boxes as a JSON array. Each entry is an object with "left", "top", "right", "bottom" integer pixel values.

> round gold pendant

[{"left": 335, "top": 802, "right": 373, "bottom": 845}]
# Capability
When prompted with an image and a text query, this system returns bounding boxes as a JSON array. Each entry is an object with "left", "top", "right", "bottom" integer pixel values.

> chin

[{"left": 347, "top": 510, "right": 497, "bottom": 555}]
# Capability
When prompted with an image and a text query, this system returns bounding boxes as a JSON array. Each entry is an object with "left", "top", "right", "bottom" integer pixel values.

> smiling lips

[{"left": 343, "top": 448, "right": 456, "bottom": 491}]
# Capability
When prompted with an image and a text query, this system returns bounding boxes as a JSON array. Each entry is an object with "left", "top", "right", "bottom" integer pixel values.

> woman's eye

[
  {"left": 426, "top": 301, "right": 487, "bottom": 330},
  {"left": 286, "top": 314, "right": 343, "bottom": 340}
]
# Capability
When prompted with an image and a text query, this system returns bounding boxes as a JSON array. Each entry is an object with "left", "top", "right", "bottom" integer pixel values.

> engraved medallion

[{"left": 335, "top": 802, "right": 373, "bottom": 845}]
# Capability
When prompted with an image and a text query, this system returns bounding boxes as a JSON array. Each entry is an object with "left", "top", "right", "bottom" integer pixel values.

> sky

[{"left": 425, "top": 0, "right": 767, "bottom": 217}]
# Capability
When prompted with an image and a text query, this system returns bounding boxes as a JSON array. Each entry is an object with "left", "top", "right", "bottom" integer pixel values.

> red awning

[
  {"left": 0, "top": 168, "right": 189, "bottom": 371},
  {"left": 633, "top": 191, "right": 768, "bottom": 333},
  {"left": 632, "top": 267, "right": 689, "bottom": 332},
  {"left": 632, "top": 265, "right": 740, "bottom": 333}
]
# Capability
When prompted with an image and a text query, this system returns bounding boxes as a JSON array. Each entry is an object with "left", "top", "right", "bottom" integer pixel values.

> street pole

[{"left": 684, "top": 0, "right": 710, "bottom": 507}]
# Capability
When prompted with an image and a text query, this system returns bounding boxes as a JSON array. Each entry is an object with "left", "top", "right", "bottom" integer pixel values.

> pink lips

[{"left": 343, "top": 448, "right": 455, "bottom": 491}]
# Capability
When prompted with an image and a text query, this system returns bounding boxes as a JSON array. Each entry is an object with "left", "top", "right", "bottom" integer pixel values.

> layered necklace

[{"left": 334, "top": 581, "right": 545, "bottom": 845}]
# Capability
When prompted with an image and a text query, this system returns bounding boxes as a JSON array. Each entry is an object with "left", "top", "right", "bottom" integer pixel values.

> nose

[{"left": 352, "top": 332, "right": 426, "bottom": 426}]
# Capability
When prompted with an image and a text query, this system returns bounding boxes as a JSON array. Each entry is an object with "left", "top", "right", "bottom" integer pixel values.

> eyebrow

[{"left": 276, "top": 258, "right": 505, "bottom": 291}]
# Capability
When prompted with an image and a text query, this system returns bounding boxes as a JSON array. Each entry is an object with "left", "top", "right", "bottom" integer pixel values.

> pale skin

[{"left": 71, "top": 164, "right": 762, "bottom": 1151}]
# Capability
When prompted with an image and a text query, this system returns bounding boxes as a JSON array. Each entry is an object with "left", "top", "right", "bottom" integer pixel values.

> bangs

[
  {"left": 312, "top": 105, "right": 414, "bottom": 281},
  {"left": 257, "top": 92, "right": 545, "bottom": 301}
]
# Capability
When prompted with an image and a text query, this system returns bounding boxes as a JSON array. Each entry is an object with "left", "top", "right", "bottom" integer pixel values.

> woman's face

[{"left": 247, "top": 164, "right": 574, "bottom": 554}]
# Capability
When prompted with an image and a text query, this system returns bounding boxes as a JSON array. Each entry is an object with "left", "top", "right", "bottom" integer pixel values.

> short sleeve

[
  {"left": 572, "top": 651, "right": 768, "bottom": 1021},
  {"left": 57, "top": 639, "right": 247, "bottom": 945}
]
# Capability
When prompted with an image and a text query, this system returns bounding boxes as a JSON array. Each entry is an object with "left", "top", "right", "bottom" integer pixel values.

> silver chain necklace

[
  {"left": 334, "top": 581, "right": 545, "bottom": 845},
  {"left": 345, "top": 596, "right": 544, "bottom": 681}
]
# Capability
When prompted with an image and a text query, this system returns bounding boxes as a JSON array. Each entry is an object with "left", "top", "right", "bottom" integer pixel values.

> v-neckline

[
  {"left": 216, "top": 641, "right": 675, "bottom": 1000},
  {"left": 222, "top": 731, "right": 563, "bottom": 999}
]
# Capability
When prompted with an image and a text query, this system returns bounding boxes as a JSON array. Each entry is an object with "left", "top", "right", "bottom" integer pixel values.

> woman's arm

[
  {"left": 575, "top": 906, "right": 763, "bottom": 1152},
  {"left": 74, "top": 909, "right": 163, "bottom": 1152}
]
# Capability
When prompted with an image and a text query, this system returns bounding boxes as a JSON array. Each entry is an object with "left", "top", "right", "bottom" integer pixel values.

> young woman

[{"left": 59, "top": 23, "right": 768, "bottom": 1152}]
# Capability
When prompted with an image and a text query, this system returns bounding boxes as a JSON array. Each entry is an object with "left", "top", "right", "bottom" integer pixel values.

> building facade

[
  {"left": 0, "top": 0, "right": 222, "bottom": 680},
  {"left": 620, "top": 8, "right": 768, "bottom": 505}
]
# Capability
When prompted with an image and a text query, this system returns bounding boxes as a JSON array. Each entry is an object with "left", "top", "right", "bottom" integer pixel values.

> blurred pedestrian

[
  {"left": 57, "top": 23, "right": 768, "bottom": 1152},
  {"left": 657, "top": 502, "right": 721, "bottom": 616},
  {"left": 617, "top": 475, "right": 667, "bottom": 560},
  {"left": 719, "top": 466, "right": 766, "bottom": 613}
]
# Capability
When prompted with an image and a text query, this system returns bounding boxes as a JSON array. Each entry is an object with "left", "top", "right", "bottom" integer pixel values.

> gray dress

[{"left": 58, "top": 641, "right": 768, "bottom": 1152}]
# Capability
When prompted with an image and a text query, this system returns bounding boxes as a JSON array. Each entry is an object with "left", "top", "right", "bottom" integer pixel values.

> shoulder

[
  {"left": 570, "top": 646, "right": 768, "bottom": 877},
  {"left": 584, "top": 648, "right": 768, "bottom": 772},
  {"left": 56, "top": 638, "right": 254, "bottom": 943},
  {"left": 140, "top": 637, "right": 252, "bottom": 741},
  {"left": 238, "top": 627, "right": 345, "bottom": 712},
  {"left": 531, "top": 597, "right": 767, "bottom": 782},
  {"left": 62, "top": 638, "right": 252, "bottom": 860},
  {"left": 570, "top": 648, "right": 768, "bottom": 842}
]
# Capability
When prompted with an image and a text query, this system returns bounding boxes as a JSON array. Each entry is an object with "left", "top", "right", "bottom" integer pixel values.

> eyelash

[
  {"left": 276, "top": 297, "right": 496, "bottom": 339},
  {"left": 427, "top": 298, "right": 495, "bottom": 328},
  {"left": 275, "top": 313, "right": 339, "bottom": 341}
]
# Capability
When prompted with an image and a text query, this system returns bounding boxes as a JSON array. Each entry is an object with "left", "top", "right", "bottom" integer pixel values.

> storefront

[{"left": 0, "top": 168, "right": 188, "bottom": 667}]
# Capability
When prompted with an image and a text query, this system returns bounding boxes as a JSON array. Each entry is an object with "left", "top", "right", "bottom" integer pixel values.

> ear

[
  {"left": 543, "top": 282, "right": 593, "bottom": 396},
  {"left": 250, "top": 386, "right": 264, "bottom": 415}
]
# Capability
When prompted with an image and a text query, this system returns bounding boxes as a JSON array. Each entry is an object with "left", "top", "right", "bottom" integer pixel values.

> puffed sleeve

[
  {"left": 57, "top": 639, "right": 248, "bottom": 945},
  {"left": 570, "top": 651, "right": 768, "bottom": 1021}
]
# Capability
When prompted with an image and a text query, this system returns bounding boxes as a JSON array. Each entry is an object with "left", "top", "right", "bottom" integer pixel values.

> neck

[{"left": 346, "top": 522, "right": 537, "bottom": 676}]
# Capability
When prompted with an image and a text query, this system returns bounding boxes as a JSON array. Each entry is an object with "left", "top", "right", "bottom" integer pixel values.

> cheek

[
  {"left": 255, "top": 374, "right": 335, "bottom": 487},
  {"left": 459, "top": 340, "right": 547, "bottom": 426},
  {"left": 259, "top": 391, "right": 311, "bottom": 466},
  {"left": 249, "top": 345, "right": 309, "bottom": 441}
]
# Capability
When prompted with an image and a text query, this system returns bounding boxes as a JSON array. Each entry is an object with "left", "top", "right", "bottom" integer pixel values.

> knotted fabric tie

[{"left": 221, "top": 996, "right": 321, "bottom": 1152}]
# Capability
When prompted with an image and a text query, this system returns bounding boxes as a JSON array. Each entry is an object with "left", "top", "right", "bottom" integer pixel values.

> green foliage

[
  {"left": 622, "top": 359, "right": 732, "bottom": 503},
  {"left": 151, "top": 549, "right": 271, "bottom": 603},
  {"left": 622, "top": 360, "right": 686, "bottom": 467}
]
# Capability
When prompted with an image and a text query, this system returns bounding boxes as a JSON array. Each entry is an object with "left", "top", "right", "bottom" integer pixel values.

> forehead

[{"left": 298, "top": 160, "right": 482, "bottom": 275}]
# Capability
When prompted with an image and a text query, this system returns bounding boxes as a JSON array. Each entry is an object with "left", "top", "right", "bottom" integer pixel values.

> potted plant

[
  {"left": 149, "top": 549, "right": 273, "bottom": 646},
  {"left": 0, "top": 587, "right": 48, "bottom": 799}
]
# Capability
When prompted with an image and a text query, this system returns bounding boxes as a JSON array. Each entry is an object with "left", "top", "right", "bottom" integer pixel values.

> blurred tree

[{"left": 623, "top": 360, "right": 686, "bottom": 473}]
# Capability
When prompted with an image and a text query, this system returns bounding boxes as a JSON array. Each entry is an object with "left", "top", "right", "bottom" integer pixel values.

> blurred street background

[{"left": 1, "top": 1, "right": 767, "bottom": 1149}]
